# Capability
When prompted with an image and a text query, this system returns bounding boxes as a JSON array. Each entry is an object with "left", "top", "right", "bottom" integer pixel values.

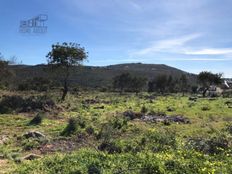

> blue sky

[{"left": 1, "top": 0, "right": 232, "bottom": 77}]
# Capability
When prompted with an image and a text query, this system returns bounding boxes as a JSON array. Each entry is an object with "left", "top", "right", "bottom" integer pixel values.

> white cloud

[
  {"left": 184, "top": 48, "right": 232, "bottom": 55},
  {"left": 162, "top": 57, "right": 232, "bottom": 61},
  {"left": 131, "top": 33, "right": 201, "bottom": 56}
]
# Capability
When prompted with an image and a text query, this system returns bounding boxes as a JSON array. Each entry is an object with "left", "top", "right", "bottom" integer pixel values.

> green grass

[{"left": 0, "top": 91, "right": 231, "bottom": 173}]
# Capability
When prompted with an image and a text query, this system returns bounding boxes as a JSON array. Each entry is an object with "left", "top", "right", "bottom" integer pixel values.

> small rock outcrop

[{"left": 23, "top": 131, "right": 45, "bottom": 139}]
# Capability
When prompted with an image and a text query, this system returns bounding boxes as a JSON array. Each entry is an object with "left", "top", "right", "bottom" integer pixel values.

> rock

[
  {"left": 142, "top": 115, "right": 165, "bottom": 122},
  {"left": 167, "top": 115, "right": 190, "bottom": 124},
  {"left": 141, "top": 115, "right": 190, "bottom": 124},
  {"left": 23, "top": 154, "right": 41, "bottom": 160},
  {"left": 0, "top": 136, "right": 9, "bottom": 145},
  {"left": 23, "top": 131, "right": 45, "bottom": 139}
]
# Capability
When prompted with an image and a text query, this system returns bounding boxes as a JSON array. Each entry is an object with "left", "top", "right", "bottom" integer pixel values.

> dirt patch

[
  {"left": 0, "top": 160, "right": 10, "bottom": 174},
  {"left": 38, "top": 134, "right": 92, "bottom": 154}
]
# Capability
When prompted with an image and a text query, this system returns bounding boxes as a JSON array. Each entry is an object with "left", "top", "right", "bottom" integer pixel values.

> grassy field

[{"left": 0, "top": 91, "right": 231, "bottom": 173}]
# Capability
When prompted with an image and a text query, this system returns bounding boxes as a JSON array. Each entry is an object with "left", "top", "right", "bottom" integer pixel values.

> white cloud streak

[
  {"left": 131, "top": 33, "right": 201, "bottom": 56},
  {"left": 131, "top": 33, "right": 232, "bottom": 60},
  {"left": 184, "top": 48, "right": 232, "bottom": 55}
]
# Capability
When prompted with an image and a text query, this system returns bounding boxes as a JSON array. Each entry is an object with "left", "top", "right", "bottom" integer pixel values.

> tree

[
  {"left": 113, "top": 73, "right": 132, "bottom": 93},
  {"left": 198, "top": 71, "right": 223, "bottom": 97},
  {"left": 113, "top": 73, "right": 146, "bottom": 94},
  {"left": 129, "top": 76, "right": 147, "bottom": 94},
  {"left": 155, "top": 74, "right": 167, "bottom": 94},
  {"left": 166, "top": 75, "right": 175, "bottom": 93},
  {"left": 148, "top": 80, "right": 155, "bottom": 93},
  {"left": 0, "top": 53, "right": 12, "bottom": 87},
  {"left": 47, "top": 42, "right": 88, "bottom": 101},
  {"left": 179, "top": 74, "right": 188, "bottom": 96}
]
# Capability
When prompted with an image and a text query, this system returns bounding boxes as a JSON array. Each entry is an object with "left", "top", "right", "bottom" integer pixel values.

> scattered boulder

[
  {"left": 142, "top": 115, "right": 165, "bottom": 122},
  {"left": 23, "top": 131, "right": 45, "bottom": 139},
  {"left": 123, "top": 110, "right": 189, "bottom": 124},
  {"left": 168, "top": 115, "right": 190, "bottom": 124},
  {"left": 0, "top": 136, "right": 9, "bottom": 145},
  {"left": 141, "top": 115, "right": 190, "bottom": 124},
  {"left": 22, "top": 154, "right": 41, "bottom": 160}
]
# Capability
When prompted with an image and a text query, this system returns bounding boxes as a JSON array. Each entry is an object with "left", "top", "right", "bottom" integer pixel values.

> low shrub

[
  {"left": 225, "top": 124, "right": 232, "bottom": 134},
  {"left": 187, "top": 133, "right": 231, "bottom": 154},
  {"left": 201, "top": 106, "right": 210, "bottom": 111},
  {"left": 98, "top": 141, "right": 122, "bottom": 154},
  {"left": 20, "top": 136, "right": 48, "bottom": 151},
  {"left": 0, "top": 95, "right": 55, "bottom": 114},
  {"left": 222, "top": 90, "right": 232, "bottom": 98},
  {"left": 61, "top": 118, "right": 78, "bottom": 136},
  {"left": 141, "top": 105, "right": 148, "bottom": 114},
  {"left": 28, "top": 112, "right": 44, "bottom": 125},
  {"left": 97, "top": 117, "right": 128, "bottom": 141},
  {"left": 87, "top": 163, "right": 101, "bottom": 174},
  {"left": 61, "top": 116, "right": 86, "bottom": 136},
  {"left": 17, "top": 77, "right": 54, "bottom": 92},
  {"left": 166, "top": 106, "right": 175, "bottom": 112},
  {"left": 140, "top": 129, "right": 177, "bottom": 152},
  {"left": 86, "top": 126, "right": 95, "bottom": 135}
]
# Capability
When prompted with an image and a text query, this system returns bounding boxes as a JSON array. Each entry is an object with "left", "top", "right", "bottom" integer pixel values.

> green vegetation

[
  {"left": 8, "top": 63, "right": 196, "bottom": 90},
  {"left": 47, "top": 42, "right": 88, "bottom": 101},
  {"left": 0, "top": 90, "right": 231, "bottom": 173}
]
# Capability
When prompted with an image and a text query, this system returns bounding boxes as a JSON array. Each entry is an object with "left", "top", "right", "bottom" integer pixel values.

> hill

[{"left": 9, "top": 63, "right": 197, "bottom": 88}]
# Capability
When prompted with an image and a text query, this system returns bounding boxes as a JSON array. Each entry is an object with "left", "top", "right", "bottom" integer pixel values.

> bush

[
  {"left": 187, "top": 134, "right": 231, "bottom": 154},
  {"left": 0, "top": 95, "right": 55, "bottom": 114},
  {"left": 86, "top": 126, "right": 95, "bottom": 135},
  {"left": 98, "top": 141, "right": 122, "bottom": 154},
  {"left": 140, "top": 163, "right": 162, "bottom": 174},
  {"left": 61, "top": 117, "right": 86, "bottom": 136},
  {"left": 141, "top": 105, "right": 148, "bottom": 114},
  {"left": 97, "top": 117, "right": 128, "bottom": 141},
  {"left": 166, "top": 106, "right": 175, "bottom": 112},
  {"left": 20, "top": 136, "right": 47, "bottom": 151},
  {"left": 201, "top": 106, "right": 210, "bottom": 111},
  {"left": 0, "top": 95, "right": 24, "bottom": 113},
  {"left": 222, "top": 90, "right": 232, "bottom": 98},
  {"left": 61, "top": 118, "right": 78, "bottom": 136},
  {"left": 141, "top": 130, "right": 177, "bottom": 152},
  {"left": 28, "top": 113, "right": 44, "bottom": 125},
  {"left": 88, "top": 163, "right": 101, "bottom": 174},
  {"left": 225, "top": 124, "right": 232, "bottom": 134},
  {"left": 17, "top": 77, "right": 53, "bottom": 92}
]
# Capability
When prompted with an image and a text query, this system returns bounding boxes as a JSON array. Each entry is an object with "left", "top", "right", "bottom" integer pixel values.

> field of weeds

[{"left": 0, "top": 91, "right": 231, "bottom": 173}]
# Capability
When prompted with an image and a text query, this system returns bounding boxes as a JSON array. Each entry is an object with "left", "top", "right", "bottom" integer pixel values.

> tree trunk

[
  {"left": 61, "top": 80, "right": 68, "bottom": 101},
  {"left": 61, "top": 66, "right": 70, "bottom": 101},
  {"left": 203, "top": 87, "right": 208, "bottom": 97}
]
